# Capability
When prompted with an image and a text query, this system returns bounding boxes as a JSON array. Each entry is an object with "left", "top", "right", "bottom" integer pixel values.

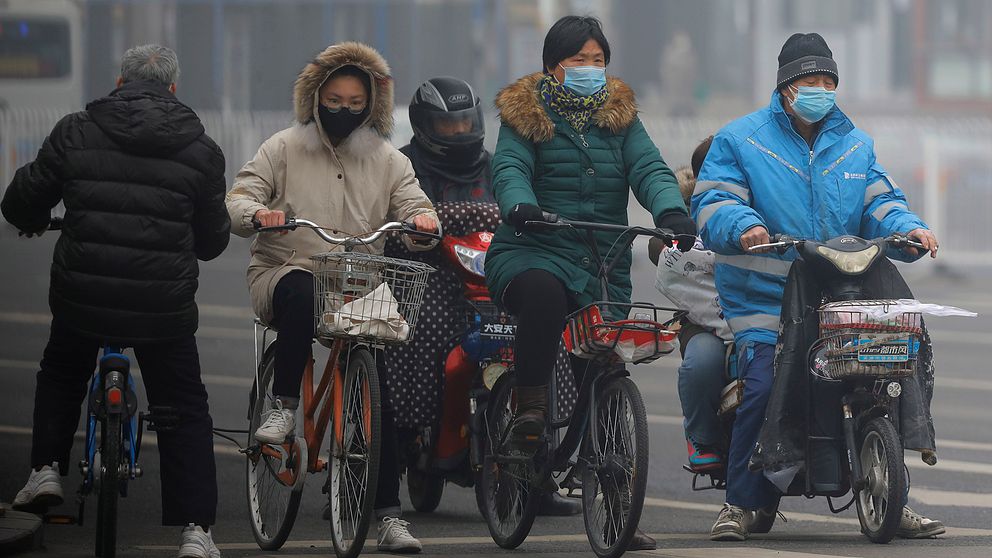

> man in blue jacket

[{"left": 693, "top": 33, "right": 942, "bottom": 541}]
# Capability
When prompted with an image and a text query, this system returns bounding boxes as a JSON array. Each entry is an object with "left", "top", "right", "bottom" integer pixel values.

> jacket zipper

[{"left": 578, "top": 133, "right": 589, "bottom": 148}]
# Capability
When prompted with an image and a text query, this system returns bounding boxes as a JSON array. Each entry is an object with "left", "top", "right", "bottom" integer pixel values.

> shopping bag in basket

[
  {"left": 609, "top": 320, "right": 678, "bottom": 363},
  {"left": 320, "top": 282, "right": 411, "bottom": 341}
]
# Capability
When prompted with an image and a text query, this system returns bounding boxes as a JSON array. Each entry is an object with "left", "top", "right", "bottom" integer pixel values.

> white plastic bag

[
  {"left": 860, "top": 299, "right": 977, "bottom": 321},
  {"left": 320, "top": 283, "right": 411, "bottom": 341}
]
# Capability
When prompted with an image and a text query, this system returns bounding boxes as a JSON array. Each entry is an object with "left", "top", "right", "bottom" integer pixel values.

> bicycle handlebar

[
  {"left": 523, "top": 213, "right": 680, "bottom": 242},
  {"left": 253, "top": 217, "right": 440, "bottom": 245},
  {"left": 748, "top": 233, "right": 927, "bottom": 254}
]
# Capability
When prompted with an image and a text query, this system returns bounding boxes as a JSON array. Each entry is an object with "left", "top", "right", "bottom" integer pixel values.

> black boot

[
  {"left": 507, "top": 385, "right": 547, "bottom": 454},
  {"left": 627, "top": 528, "right": 656, "bottom": 551},
  {"left": 537, "top": 491, "right": 581, "bottom": 516}
]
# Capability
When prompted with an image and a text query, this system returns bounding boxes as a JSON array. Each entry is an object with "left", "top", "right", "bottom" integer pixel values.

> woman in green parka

[{"left": 487, "top": 16, "right": 696, "bottom": 458}]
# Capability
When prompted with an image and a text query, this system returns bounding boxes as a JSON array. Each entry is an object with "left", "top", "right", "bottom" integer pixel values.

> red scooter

[{"left": 404, "top": 202, "right": 515, "bottom": 514}]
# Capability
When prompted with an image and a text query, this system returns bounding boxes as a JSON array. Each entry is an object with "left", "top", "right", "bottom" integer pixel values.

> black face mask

[{"left": 318, "top": 104, "right": 369, "bottom": 140}]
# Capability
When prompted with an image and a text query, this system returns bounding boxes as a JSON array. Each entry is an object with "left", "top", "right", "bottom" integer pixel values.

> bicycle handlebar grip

[
  {"left": 401, "top": 221, "right": 442, "bottom": 242},
  {"left": 540, "top": 211, "right": 559, "bottom": 224},
  {"left": 253, "top": 217, "right": 298, "bottom": 232},
  {"left": 49, "top": 217, "right": 63, "bottom": 230}
]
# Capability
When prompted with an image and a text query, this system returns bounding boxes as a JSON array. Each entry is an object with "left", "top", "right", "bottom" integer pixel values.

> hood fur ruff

[
  {"left": 674, "top": 165, "right": 695, "bottom": 205},
  {"left": 494, "top": 73, "right": 638, "bottom": 143},
  {"left": 293, "top": 41, "right": 394, "bottom": 138}
]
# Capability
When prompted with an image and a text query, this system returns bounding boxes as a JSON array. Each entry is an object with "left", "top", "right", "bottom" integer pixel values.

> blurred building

[{"left": 2, "top": 0, "right": 988, "bottom": 115}]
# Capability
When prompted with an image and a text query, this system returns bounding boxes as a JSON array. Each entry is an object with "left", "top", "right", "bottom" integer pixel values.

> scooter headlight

[
  {"left": 815, "top": 245, "right": 880, "bottom": 274},
  {"left": 454, "top": 244, "right": 486, "bottom": 277}
]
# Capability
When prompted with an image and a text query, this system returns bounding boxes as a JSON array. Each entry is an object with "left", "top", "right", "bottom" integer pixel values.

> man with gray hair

[{"left": 2, "top": 44, "right": 228, "bottom": 558}]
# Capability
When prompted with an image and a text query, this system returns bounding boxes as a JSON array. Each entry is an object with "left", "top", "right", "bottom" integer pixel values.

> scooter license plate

[
  {"left": 480, "top": 316, "right": 516, "bottom": 339},
  {"left": 856, "top": 334, "right": 910, "bottom": 363}
]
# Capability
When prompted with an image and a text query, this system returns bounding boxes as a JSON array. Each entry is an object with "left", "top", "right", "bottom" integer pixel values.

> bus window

[{"left": 0, "top": 17, "right": 70, "bottom": 79}]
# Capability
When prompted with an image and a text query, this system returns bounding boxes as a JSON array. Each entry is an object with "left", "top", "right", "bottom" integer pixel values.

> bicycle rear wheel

[
  {"left": 96, "top": 413, "right": 122, "bottom": 558},
  {"left": 327, "top": 346, "right": 381, "bottom": 558},
  {"left": 582, "top": 376, "right": 649, "bottom": 558},
  {"left": 245, "top": 341, "right": 307, "bottom": 550},
  {"left": 479, "top": 372, "right": 540, "bottom": 549}
]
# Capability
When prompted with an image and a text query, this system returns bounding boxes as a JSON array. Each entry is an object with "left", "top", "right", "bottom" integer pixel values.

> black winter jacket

[{"left": 1, "top": 81, "right": 230, "bottom": 344}]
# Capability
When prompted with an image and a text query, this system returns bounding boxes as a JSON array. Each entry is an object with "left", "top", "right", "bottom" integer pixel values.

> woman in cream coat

[{"left": 226, "top": 41, "right": 437, "bottom": 552}]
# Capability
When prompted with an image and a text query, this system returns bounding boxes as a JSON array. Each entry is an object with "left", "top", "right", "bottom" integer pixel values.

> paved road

[{"left": 2, "top": 229, "right": 991, "bottom": 557}]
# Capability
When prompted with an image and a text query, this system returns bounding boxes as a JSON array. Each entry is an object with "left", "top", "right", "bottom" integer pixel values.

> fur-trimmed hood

[
  {"left": 494, "top": 72, "right": 638, "bottom": 143},
  {"left": 674, "top": 165, "right": 695, "bottom": 206},
  {"left": 293, "top": 41, "right": 394, "bottom": 138}
]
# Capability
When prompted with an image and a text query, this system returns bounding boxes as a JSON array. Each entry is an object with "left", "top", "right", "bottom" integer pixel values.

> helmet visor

[{"left": 422, "top": 105, "right": 485, "bottom": 145}]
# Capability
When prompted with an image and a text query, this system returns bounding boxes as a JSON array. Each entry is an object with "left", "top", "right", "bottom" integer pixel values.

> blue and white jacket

[{"left": 692, "top": 90, "right": 928, "bottom": 346}]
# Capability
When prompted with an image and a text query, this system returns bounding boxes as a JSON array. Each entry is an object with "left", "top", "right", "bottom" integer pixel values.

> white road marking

[
  {"left": 0, "top": 424, "right": 243, "bottom": 456},
  {"left": 910, "top": 487, "right": 992, "bottom": 508},
  {"left": 938, "top": 439, "right": 992, "bottom": 452},
  {"left": 0, "top": 310, "right": 252, "bottom": 341},
  {"left": 0, "top": 358, "right": 253, "bottom": 387},
  {"left": 907, "top": 457, "right": 992, "bottom": 476}
]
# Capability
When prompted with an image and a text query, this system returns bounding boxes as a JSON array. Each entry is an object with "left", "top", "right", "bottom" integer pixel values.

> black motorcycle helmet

[{"left": 409, "top": 76, "right": 485, "bottom": 161}]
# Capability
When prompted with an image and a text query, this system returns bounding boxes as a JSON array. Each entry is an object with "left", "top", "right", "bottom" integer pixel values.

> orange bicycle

[{"left": 244, "top": 219, "right": 435, "bottom": 558}]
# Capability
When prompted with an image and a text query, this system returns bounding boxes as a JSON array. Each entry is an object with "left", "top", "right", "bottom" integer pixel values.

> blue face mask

[
  {"left": 789, "top": 85, "right": 836, "bottom": 124},
  {"left": 560, "top": 64, "right": 606, "bottom": 97}
]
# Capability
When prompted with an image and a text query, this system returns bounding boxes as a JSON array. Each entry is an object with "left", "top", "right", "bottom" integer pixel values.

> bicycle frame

[{"left": 253, "top": 320, "right": 371, "bottom": 475}]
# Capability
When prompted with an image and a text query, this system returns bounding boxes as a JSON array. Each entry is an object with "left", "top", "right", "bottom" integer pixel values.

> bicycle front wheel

[
  {"left": 479, "top": 372, "right": 540, "bottom": 549},
  {"left": 96, "top": 412, "right": 122, "bottom": 558},
  {"left": 245, "top": 341, "right": 307, "bottom": 550},
  {"left": 327, "top": 346, "right": 381, "bottom": 558},
  {"left": 582, "top": 376, "right": 649, "bottom": 558}
]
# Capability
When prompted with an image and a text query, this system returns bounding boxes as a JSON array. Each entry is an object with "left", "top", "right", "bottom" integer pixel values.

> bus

[{"left": 0, "top": 0, "right": 83, "bottom": 110}]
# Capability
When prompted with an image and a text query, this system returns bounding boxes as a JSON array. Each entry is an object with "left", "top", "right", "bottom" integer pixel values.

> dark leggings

[
  {"left": 270, "top": 270, "right": 401, "bottom": 514},
  {"left": 503, "top": 269, "right": 573, "bottom": 388}
]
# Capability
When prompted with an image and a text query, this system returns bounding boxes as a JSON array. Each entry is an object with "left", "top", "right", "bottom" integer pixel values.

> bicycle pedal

[
  {"left": 144, "top": 405, "right": 180, "bottom": 431},
  {"left": 44, "top": 514, "right": 77, "bottom": 525}
]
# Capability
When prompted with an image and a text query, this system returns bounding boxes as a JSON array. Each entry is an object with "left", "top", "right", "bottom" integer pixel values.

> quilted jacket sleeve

[
  {"left": 491, "top": 123, "right": 538, "bottom": 221},
  {"left": 861, "top": 152, "right": 928, "bottom": 263},
  {"left": 1, "top": 115, "right": 70, "bottom": 233},
  {"left": 622, "top": 117, "right": 686, "bottom": 222}
]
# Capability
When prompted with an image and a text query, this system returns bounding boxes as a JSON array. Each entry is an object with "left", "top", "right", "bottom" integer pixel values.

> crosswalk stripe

[
  {"left": 907, "top": 457, "right": 992, "bottom": 476},
  {"left": 910, "top": 487, "right": 992, "bottom": 508}
]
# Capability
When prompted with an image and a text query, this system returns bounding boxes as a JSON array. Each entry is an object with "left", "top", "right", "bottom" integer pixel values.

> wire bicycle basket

[
  {"left": 311, "top": 251, "right": 434, "bottom": 345},
  {"left": 817, "top": 299, "right": 923, "bottom": 380},
  {"left": 562, "top": 302, "right": 678, "bottom": 364}
]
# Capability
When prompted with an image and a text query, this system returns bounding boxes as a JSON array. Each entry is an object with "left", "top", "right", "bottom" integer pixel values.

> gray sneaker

[
  {"left": 897, "top": 506, "right": 945, "bottom": 539},
  {"left": 710, "top": 503, "right": 748, "bottom": 541}
]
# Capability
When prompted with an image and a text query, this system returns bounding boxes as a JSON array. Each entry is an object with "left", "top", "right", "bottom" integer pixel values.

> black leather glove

[
  {"left": 657, "top": 211, "right": 697, "bottom": 252},
  {"left": 506, "top": 203, "right": 546, "bottom": 230}
]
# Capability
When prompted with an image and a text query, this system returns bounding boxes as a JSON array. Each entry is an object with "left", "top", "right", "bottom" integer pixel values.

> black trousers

[
  {"left": 271, "top": 271, "right": 402, "bottom": 514},
  {"left": 503, "top": 269, "right": 576, "bottom": 388},
  {"left": 31, "top": 319, "right": 217, "bottom": 526}
]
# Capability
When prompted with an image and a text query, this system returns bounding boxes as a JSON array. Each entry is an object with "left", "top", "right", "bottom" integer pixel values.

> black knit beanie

[{"left": 776, "top": 33, "right": 839, "bottom": 90}]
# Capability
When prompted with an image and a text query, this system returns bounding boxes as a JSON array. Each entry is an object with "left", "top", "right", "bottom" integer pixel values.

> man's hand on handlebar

[
  {"left": 740, "top": 225, "right": 772, "bottom": 253},
  {"left": 253, "top": 209, "right": 288, "bottom": 234},
  {"left": 905, "top": 227, "right": 938, "bottom": 259}
]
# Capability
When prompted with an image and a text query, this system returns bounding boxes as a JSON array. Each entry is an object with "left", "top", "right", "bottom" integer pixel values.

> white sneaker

[
  {"left": 178, "top": 524, "right": 220, "bottom": 558},
  {"left": 12, "top": 464, "right": 63, "bottom": 513},
  {"left": 377, "top": 516, "right": 422, "bottom": 553},
  {"left": 254, "top": 399, "right": 296, "bottom": 444}
]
